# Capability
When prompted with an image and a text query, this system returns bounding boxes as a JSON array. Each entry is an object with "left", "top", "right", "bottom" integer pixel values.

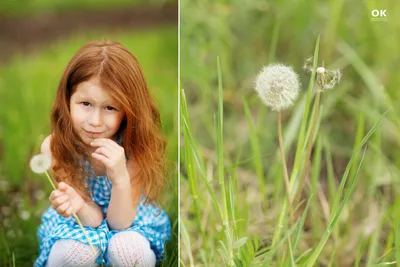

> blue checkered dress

[{"left": 34, "top": 150, "right": 171, "bottom": 266}]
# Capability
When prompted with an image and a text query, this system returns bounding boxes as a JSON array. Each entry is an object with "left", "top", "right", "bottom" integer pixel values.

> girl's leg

[
  {"left": 107, "top": 231, "right": 156, "bottom": 267},
  {"left": 46, "top": 239, "right": 100, "bottom": 267}
]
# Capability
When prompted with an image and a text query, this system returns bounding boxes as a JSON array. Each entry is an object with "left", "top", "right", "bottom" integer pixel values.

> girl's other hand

[
  {"left": 90, "top": 138, "right": 130, "bottom": 187},
  {"left": 49, "top": 182, "right": 85, "bottom": 218}
]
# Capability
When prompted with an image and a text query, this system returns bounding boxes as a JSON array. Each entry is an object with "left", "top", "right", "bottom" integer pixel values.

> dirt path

[{"left": 0, "top": 3, "right": 177, "bottom": 64}]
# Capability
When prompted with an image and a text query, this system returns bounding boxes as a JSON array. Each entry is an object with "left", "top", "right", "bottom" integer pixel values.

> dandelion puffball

[
  {"left": 254, "top": 64, "right": 300, "bottom": 111},
  {"left": 30, "top": 154, "right": 52, "bottom": 174}
]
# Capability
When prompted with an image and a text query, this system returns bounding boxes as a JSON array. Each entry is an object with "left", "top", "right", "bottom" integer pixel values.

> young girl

[{"left": 34, "top": 40, "right": 171, "bottom": 267}]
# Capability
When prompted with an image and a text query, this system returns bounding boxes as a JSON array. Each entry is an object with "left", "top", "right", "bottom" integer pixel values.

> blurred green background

[
  {"left": 0, "top": 1, "right": 177, "bottom": 266},
  {"left": 0, "top": 0, "right": 171, "bottom": 14},
  {"left": 181, "top": 0, "right": 400, "bottom": 266}
]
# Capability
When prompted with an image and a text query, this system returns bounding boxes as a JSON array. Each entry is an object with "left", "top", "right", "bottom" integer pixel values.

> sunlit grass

[
  {"left": 0, "top": 0, "right": 172, "bottom": 16},
  {"left": 180, "top": 0, "right": 399, "bottom": 266},
  {"left": 181, "top": 53, "right": 386, "bottom": 265}
]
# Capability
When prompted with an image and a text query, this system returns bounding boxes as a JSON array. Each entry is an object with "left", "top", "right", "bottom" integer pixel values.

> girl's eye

[
  {"left": 105, "top": 106, "right": 117, "bottom": 111},
  {"left": 81, "top": 102, "right": 91, "bottom": 107}
]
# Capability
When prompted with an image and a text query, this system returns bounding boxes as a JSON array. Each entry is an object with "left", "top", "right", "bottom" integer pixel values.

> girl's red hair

[{"left": 51, "top": 40, "right": 166, "bottom": 203}]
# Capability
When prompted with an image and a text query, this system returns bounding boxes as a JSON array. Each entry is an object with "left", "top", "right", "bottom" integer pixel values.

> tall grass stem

[
  {"left": 217, "top": 56, "right": 233, "bottom": 265},
  {"left": 278, "top": 111, "right": 294, "bottom": 221},
  {"left": 295, "top": 89, "right": 321, "bottom": 205}
]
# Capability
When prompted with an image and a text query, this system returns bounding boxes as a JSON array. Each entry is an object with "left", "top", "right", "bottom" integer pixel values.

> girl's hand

[
  {"left": 90, "top": 138, "right": 130, "bottom": 187},
  {"left": 49, "top": 182, "right": 85, "bottom": 218}
]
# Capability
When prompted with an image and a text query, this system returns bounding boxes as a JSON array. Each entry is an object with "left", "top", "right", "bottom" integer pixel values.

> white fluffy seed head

[
  {"left": 303, "top": 57, "right": 342, "bottom": 91},
  {"left": 317, "top": 68, "right": 341, "bottom": 90},
  {"left": 30, "top": 154, "right": 52, "bottom": 174},
  {"left": 254, "top": 64, "right": 300, "bottom": 111}
]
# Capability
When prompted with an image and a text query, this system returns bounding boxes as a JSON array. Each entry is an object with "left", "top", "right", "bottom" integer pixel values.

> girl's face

[{"left": 70, "top": 77, "right": 125, "bottom": 145}]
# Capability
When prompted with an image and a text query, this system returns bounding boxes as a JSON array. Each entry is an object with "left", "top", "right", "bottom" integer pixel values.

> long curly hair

[{"left": 50, "top": 40, "right": 167, "bottom": 204}]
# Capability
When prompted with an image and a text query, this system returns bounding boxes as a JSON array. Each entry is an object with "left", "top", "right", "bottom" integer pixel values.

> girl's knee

[
  {"left": 108, "top": 231, "right": 156, "bottom": 267},
  {"left": 46, "top": 239, "right": 99, "bottom": 267}
]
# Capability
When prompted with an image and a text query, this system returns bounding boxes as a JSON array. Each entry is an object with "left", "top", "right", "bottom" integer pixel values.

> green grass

[
  {"left": 0, "top": 26, "right": 177, "bottom": 266},
  {"left": 181, "top": 0, "right": 400, "bottom": 266},
  {"left": 0, "top": 0, "right": 173, "bottom": 16}
]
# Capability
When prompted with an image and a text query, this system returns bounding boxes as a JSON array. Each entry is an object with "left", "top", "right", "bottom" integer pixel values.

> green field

[
  {"left": 0, "top": 0, "right": 173, "bottom": 15},
  {"left": 0, "top": 27, "right": 177, "bottom": 266},
  {"left": 181, "top": 0, "right": 400, "bottom": 266}
]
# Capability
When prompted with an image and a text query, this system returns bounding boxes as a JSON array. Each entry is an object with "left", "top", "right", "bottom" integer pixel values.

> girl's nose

[{"left": 88, "top": 110, "right": 102, "bottom": 126}]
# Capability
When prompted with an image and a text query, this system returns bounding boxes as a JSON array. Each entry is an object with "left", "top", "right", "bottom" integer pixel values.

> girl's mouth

[{"left": 84, "top": 130, "right": 103, "bottom": 137}]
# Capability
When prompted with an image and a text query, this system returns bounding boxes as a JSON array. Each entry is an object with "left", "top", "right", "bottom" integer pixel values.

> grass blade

[{"left": 305, "top": 111, "right": 386, "bottom": 266}]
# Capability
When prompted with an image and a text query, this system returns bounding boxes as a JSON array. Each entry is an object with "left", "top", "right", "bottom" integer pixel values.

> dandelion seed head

[
  {"left": 30, "top": 154, "right": 52, "bottom": 174},
  {"left": 34, "top": 190, "right": 45, "bottom": 200},
  {"left": 318, "top": 68, "right": 341, "bottom": 90},
  {"left": 254, "top": 64, "right": 300, "bottom": 111},
  {"left": 303, "top": 57, "right": 342, "bottom": 91},
  {"left": 19, "top": 210, "right": 31, "bottom": 220},
  {"left": 7, "top": 229, "right": 15, "bottom": 238},
  {"left": 16, "top": 198, "right": 24, "bottom": 209},
  {"left": 303, "top": 56, "right": 314, "bottom": 73}
]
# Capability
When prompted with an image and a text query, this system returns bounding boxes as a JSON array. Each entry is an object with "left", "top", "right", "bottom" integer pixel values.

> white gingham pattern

[{"left": 34, "top": 140, "right": 171, "bottom": 266}]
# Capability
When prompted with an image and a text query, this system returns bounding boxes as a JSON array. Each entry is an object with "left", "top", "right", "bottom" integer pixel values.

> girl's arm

[
  {"left": 90, "top": 138, "right": 142, "bottom": 230},
  {"left": 76, "top": 199, "right": 104, "bottom": 228},
  {"left": 50, "top": 182, "right": 104, "bottom": 228},
  {"left": 42, "top": 135, "right": 104, "bottom": 228},
  {"left": 106, "top": 176, "right": 142, "bottom": 230}
]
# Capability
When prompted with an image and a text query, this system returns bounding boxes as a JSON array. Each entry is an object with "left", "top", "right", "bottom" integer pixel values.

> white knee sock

[
  {"left": 46, "top": 239, "right": 100, "bottom": 267},
  {"left": 107, "top": 231, "right": 156, "bottom": 267}
]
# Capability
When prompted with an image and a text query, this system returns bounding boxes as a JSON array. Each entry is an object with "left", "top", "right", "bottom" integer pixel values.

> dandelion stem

[
  {"left": 72, "top": 212, "right": 97, "bottom": 255},
  {"left": 44, "top": 171, "right": 57, "bottom": 190},
  {"left": 44, "top": 170, "right": 97, "bottom": 255},
  {"left": 278, "top": 111, "right": 294, "bottom": 221},
  {"left": 295, "top": 90, "right": 321, "bottom": 206}
]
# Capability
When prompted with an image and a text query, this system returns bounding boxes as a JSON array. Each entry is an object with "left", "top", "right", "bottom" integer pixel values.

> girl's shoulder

[
  {"left": 41, "top": 134, "right": 57, "bottom": 169},
  {"left": 40, "top": 134, "right": 52, "bottom": 155}
]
